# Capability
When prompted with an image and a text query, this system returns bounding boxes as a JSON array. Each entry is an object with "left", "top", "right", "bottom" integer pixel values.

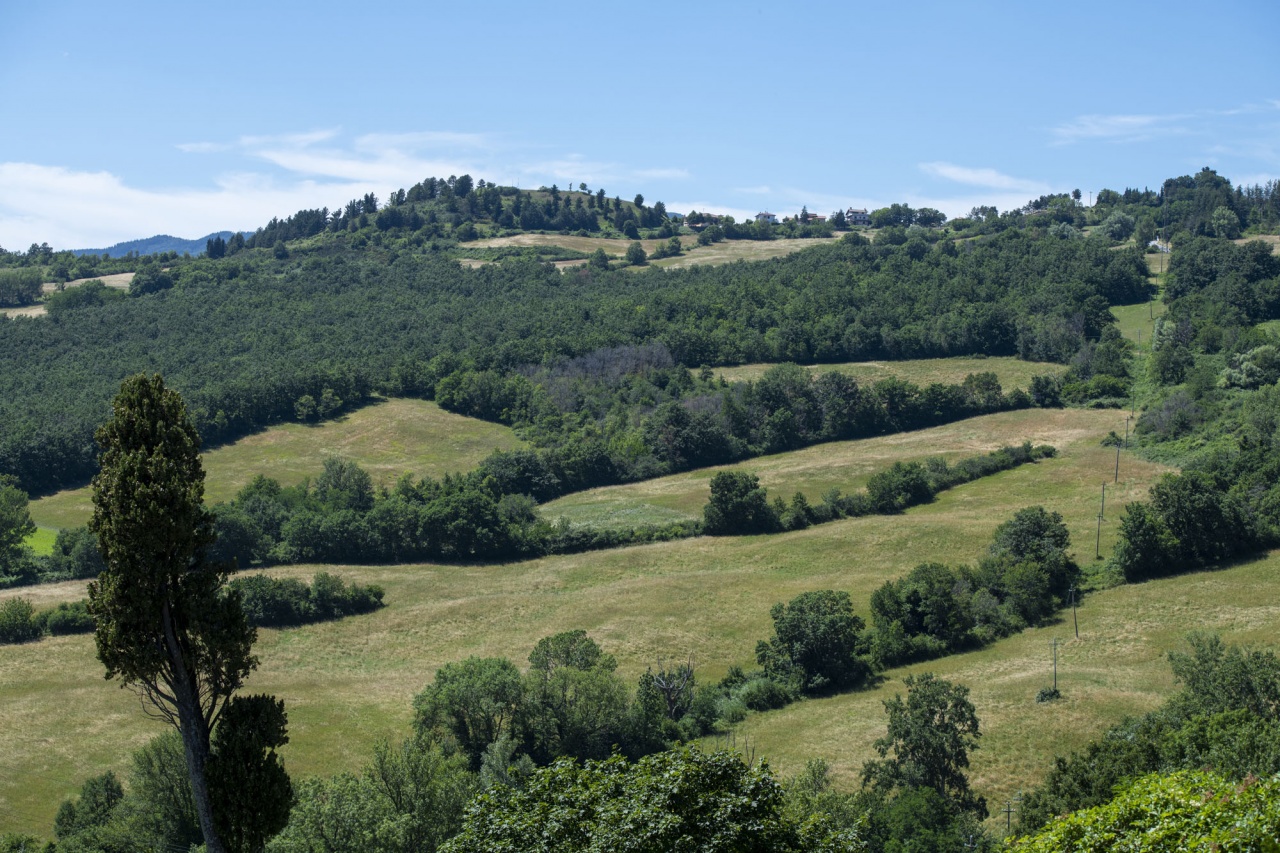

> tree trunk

[
  {"left": 175, "top": 675, "right": 227, "bottom": 853},
  {"left": 176, "top": 694, "right": 225, "bottom": 853},
  {"left": 164, "top": 599, "right": 227, "bottom": 853}
]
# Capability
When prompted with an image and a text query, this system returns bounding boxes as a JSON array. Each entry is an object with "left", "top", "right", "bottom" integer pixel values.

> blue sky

[{"left": 2, "top": 0, "right": 1277, "bottom": 250}]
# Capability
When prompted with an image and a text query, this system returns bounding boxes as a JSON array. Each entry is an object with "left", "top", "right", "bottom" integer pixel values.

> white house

[{"left": 846, "top": 207, "right": 870, "bottom": 226}]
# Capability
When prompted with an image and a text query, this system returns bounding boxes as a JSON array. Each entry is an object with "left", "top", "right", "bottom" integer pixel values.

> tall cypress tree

[{"left": 87, "top": 374, "right": 256, "bottom": 853}]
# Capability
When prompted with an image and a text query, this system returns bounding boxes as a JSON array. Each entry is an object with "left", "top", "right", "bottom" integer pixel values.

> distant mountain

[{"left": 71, "top": 231, "right": 240, "bottom": 257}]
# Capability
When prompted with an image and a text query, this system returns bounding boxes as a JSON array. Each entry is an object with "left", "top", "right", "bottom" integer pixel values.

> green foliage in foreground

[
  {"left": 441, "top": 746, "right": 863, "bottom": 853},
  {"left": 268, "top": 735, "right": 476, "bottom": 853},
  {"left": 1008, "top": 770, "right": 1280, "bottom": 852}
]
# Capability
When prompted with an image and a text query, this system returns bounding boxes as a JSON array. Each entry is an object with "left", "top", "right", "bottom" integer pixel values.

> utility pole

[
  {"left": 1050, "top": 638, "right": 1062, "bottom": 691},
  {"left": 1069, "top": 585, "right": 1079, "bottom": 638},
  {"left": 1003, "top": 793, "right": 1023, "bottom": 833},
  {"left": 1115, "top": 443, "right": 1121, "bottom": 483},
  {"left": 1100, "top": 483, "right": 1106, "bottom": 518},
  {"left": 1096, "top": 513, "right": 1103, "bottom": 560}
]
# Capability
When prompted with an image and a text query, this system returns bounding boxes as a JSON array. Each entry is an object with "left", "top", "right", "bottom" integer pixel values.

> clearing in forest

[
  {"left": 710, "top": 356, "right": 1062, "bottom": 390},
  {"left": 27, "top": 398, "right": 525, "bottom": 529}
]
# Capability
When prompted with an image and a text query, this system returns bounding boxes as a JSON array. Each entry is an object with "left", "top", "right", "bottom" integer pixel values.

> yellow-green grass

[
  {"left": 1143, "top": 251, "right": 1172, "bottom": 278},
  {"left": 736, "top": 549, "right": 1280, "bottom": 836},
  {"left": 1111, "top": 301, "right": 1166, "bottom": 351},
  {"left": 22, "top": 527, "right": 57, "bottom": 556},
  {"left": 543, "top": 409, "right": 1161, "bottom": 551},
  {"left": 465, "top": 232, "right": 835, "bottom": 269},
  {"left": 0, "top": 408, "right": 1168, "bottom": 833},
  {"left": 1, "top": 274, "right": 136, "bottom": 319},
  {"left": 39, "top": 273, "right": 135, "bottom": 294},
  {"left": 648, "top": 237, "right": 839, "bottom": 269},
  {"left": 28, "top": 398, "right": 525, "bottom": 530},
  {"left": 1233, "top": 234, "right": 1279, "bottom": 252},
  {"left": 710, "top": 356, "right": 1063, "bottom": 392}
]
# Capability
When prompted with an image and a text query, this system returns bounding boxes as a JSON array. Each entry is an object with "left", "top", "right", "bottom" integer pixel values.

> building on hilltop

[
  {"left": 755, "top": 211, "right": 778, "bottom": 224},
  {"left": 846, "top": 207, "right": 870, "bottom": 226}
]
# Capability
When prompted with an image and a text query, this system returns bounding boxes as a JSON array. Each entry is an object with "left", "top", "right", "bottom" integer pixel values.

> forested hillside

[{"left": 1, "top": 225, "right": 1147, "bottom": 494}]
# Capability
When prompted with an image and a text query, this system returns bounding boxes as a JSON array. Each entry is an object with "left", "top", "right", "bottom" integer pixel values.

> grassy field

[
  {"left": 0, "top": 273, "right": 135, "bottom": 320},
  {"left": 710, "top": 356, "right": 1063, "bottom": 392},
  {"left": 1111, "top": 300, "right": 1166, "bottom": 352},
  {"left": 28, "top": 398, "right": 525, "bottom": 530},
  {"left": 543, "top": 408, "right": 1162, "bottom": 550},
  {"left": 21, "top": 527, "right": 57, "bottom": 557},
  {"left": 736, "top": 548, "right": 1280, "bottom": 837},
  {"left": 463, "top": 232, "right": 838, "bottom": 269},
  {"left": 0, "top": 406, "right": 1173, "bottom": 834}
]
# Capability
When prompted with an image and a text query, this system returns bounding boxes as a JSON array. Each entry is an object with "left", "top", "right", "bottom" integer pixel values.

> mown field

[
  {"left": 0, "top": 273, "right": 134, "bottom": 319},
  {"left": 0, "top": 406, "right": 1173, "bottom": 834},
  {"left": 1111, "top": 300, "right": 1166, "bottom": 353},
  {"left": 28, "top": 398, "right": 525, "bottom": 530},
  {"left": 709, "top": 355, "right": 1062, "bottom": 390},
  {"left": 464, "top": 232, "right": 842, "bottom": 269},
  {"left": 738, "top": 548, "right": 1280, "bottom": 837},
  {"left": 542, "top": 409, "right": 1139, "bottom": 535}
]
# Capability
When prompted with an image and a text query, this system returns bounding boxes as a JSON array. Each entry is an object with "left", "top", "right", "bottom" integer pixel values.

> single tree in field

[
  {"left": 861, "top": 672, "right": 987, "bottom": 818},
  {"left": 88, "top": 374, "right": 257, "bottom": 853}
]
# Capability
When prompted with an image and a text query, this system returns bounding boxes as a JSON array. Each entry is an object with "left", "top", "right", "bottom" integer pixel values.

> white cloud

[
  {"left": 0, "top": 129, "right": 698, "bottom": 249},
  {"left": 0, "top": 162, "right": 381, "bottom": 250},
  {"left": 733, "top": 185, "right": 772, "bottom": 195},
  {"left": 918, "top": 162, "right": 1048, "bottom": 195},
  {"left": 903, "top": 191, "right": 1047, "bottom": 223},
  {"left": 1051, "top": 113, "right": 1182, "bottom": 144}
]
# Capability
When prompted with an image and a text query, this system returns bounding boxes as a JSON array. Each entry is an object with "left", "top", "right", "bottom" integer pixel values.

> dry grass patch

[
  {"left": 28, "top": 398, "right": 525, "bottom": 529},
  {"left": 543, "top": 409, "right": 1146, "bottom": 530},
  {"left": 651, "top": 238, "right": 836, "bottom": 269},
  {"left": 40, "top": 273, "right": 135, "bottom": 293},
  {"left": 711, "top": 357, "right": 1062, "bottom": 390}
]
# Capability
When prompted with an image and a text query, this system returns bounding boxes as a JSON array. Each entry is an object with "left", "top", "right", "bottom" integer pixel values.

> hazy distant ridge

[{"left": 71, "top": 231, "right": 240, "bottom": 257}]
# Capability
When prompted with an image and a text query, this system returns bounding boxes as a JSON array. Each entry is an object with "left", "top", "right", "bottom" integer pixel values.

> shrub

[
  {"left": 733, "top": 676, "right": 794, "bottom": 711},
  {"left": 228, "top": 572, "right": 384, "bottom": 628},
  {"left": 0, "top": 597, "right": 40, "bottom": 644},
  {"left": 36, "top": 600, "right": 95, "bottom": 635}
]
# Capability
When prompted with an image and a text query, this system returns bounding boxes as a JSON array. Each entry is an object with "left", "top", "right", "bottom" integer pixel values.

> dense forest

[{"left": 4, "top": 166, "right": 1280, "bottom": 850}]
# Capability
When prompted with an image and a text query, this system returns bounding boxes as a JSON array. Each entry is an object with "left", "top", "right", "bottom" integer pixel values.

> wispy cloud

[
  {"left": 1051, "top": 113, "right": 1183, "bottom": 145},
  {"left": 634, "top": 167, "right": 690, "bottom": 181},
  {"left": 919, "top": 162, "right": 1048, "bottom": 194}
]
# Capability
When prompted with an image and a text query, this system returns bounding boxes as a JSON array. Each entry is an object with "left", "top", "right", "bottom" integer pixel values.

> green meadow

[
  {"left": 0, "top": 405, "right": 1174, "bottom": 833},
  {"left": 27, "top": 398, "right": 525, "bottom": 530},
  {"left": 709, "top": 355, "right": 1062, "bottom": 390}
]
